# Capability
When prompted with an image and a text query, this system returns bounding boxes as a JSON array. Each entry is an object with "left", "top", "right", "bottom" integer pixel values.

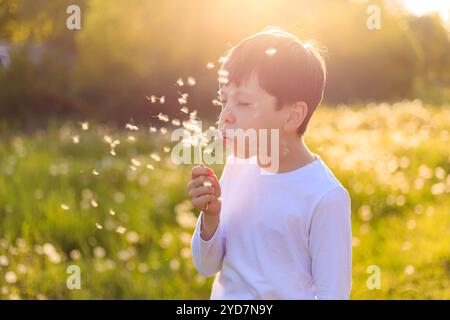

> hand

[{"left": 188, "top": 164, "right": 221, "bottom": 216}]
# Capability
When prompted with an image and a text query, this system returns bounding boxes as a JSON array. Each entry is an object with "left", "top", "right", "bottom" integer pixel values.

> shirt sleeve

[
  {"left": 308, "top": 186, "right": 352, "bottom": 299},
  {"left": 191, "top": 211, "right": 225, "bottom": 276}
]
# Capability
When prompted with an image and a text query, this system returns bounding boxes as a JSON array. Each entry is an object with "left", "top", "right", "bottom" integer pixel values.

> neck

[{"left": 257, "top": 134, "right": 316, "bottom": 173}]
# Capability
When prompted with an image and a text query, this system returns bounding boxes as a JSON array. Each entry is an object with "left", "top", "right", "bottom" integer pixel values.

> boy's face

[{"left": 218, "top": 71, "right": 286, "bottom": 159}]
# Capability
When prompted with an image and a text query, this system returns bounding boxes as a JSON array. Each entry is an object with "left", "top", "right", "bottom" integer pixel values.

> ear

[{"left": 284, "top": 101, "right": 308, "bottom": 133}]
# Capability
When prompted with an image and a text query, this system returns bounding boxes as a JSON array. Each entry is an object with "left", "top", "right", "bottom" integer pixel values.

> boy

[{"left": 188, "top": 28, "right": 352, "bottom": 299}]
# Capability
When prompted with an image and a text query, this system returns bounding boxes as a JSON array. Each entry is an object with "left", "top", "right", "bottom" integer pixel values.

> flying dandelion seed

[
  {"left": 72, "top": 136, "right": 80, "bottom": 144},
  {"left": 176, "top": 78, "right": 184, "bottom": 86},
  {"left": 265, "top": 47, "right": 277, "bottom": 56},
  {"left": 109, "top": 209, "right": 116, "bottom": 216},
  {"left": 110, "top": 149, "right": 116, "bottom": 156},
  {"left": 104, "top": 135, "right": 112, "bottom": 144},
  {"left": 146, "top": 95, "right": 157, "bottom": 103},
  {"left": 180, "top": 106, "right": 189, "bottom": 114},
  {"left": 157, "top": 112, "right": 170, "bottom": 122},
  {"left": 131, "top": 158, "right": 141, "bottom": 167},
  {"left": 163, "top": 146, "right": 171, "bottom": 153},
  {"left": 187, "top": 77, "right": 196, "bottom": 86},
  {"left": 150, "top": 153, "right": 161, "bottom": 162},
  {"left": 218, "top": 69, "right": 229, "bottom": 77},
  {"left": 159, "top": 96, "right": 165, "bottom": 104},
  {"left": 130, "top": 166, "right": 137, "bottom": 171},
  {"left": 160, "top": 127, "right": 168, "bottom": 135},
  {"left": 91, "top": 199, "right": 98, "bottom": 208},
  {"left": 146, "top": 164, "right": 154, "bottom": 170},
  {"left": 92, "top": 169, "right": 99, "bottom": 176},
  {"left": 149, "top": 126, "right": 157, "bottom": 133},
  {"left": 218, "top": 76, "right": 229, "bottom": 84},
  {"left": 212, "top": 99, "right": 222, "bottom": 107},
  {"left": 125, "top": 123, "right": 139, "bottom": 131},
  {"left": 116, "top": 226, "right": 126, "bottom": 234},
  {"left": 79, "top": 122, "right": 89, "bottom": 130},
  {"left": 171, "top": 119, "right": 180, "bottom": 126},
  {"left": 60, "top": 204, "right": 70, "bottom": 211},
  {"left": 218, "top": 56, "right": 229, "bottom": 64},
  {"left": 127, "top": 135, "right": 136, "bottom": 142},
  {"left": 95, "top": 223, "right": 103, "bottom": 230},
  {"left": 207, "top": 62, "right": 215, "bottom": 69}
]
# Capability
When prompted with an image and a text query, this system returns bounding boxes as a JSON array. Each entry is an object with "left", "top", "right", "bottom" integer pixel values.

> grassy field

[{"left": 0, "top": 100, "right": 449, "bottom": 299}]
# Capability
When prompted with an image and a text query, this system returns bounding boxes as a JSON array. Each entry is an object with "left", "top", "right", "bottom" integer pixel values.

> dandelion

[
  {"left": 126, "top": 231, "right": 140, "bottom": 244},
  {"left": 138, "top": 263, "right": 148, "bottom": 273},
  {"left": 170, "top": 258, "right": 180, "bottom": 271},
  {"left": 206, "top": 62, "right": 215, "bottom": 69},
  {"left": 187, "top": 77, "right": 196, "bottom": 86},
  {"left": 404, "top": 265, "right": 415, "bottom": 275},
  {"left": 116, "top": 225, "right": 126, "bottom": 234},
  {"left": 93, "top": 246, "right": 106, "bottom": 258},
  {"left": 79, "top": 121, "right": 89, "bottom": 130},
  {"left": 0, "top": 255, "right": 9, "bottom": 266},
  {"left": 265, "top": 47, "right": 277, "bottom": 56},
  {"left": 60, "top": 204, "right": 70, "bottom": 211},
  {"left": 5, "top": 271, "right": 17, "bottom": 284},
  {"left": 70, "top": 249, "right": 81, "bottom": 260}
]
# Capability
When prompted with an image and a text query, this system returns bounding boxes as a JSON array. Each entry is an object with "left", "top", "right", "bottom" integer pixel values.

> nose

[{"left": 220, "top": 104, "right": 235, "bottom": 126}]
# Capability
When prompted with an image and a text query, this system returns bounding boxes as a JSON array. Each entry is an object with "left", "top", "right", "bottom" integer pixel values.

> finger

[
  {"left": 189, "top": 185, "right": 215, "bottom": 198},
  {"left": 191, "top": 165, "right": 214, "bottom": 179},
  {"left": 192, "top": 194, "right": 215, "bottom": 209},
  {"left": 188, "top": 175, "right": 213, "bottom": 190}
]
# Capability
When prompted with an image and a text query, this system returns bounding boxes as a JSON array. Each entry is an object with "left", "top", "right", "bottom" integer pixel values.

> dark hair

[{"left": 219, "top": 27, "right": 327, "bottom": 135}]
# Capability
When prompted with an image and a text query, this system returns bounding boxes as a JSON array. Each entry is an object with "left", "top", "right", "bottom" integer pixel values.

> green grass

[{"left": 0, "top": 100, "right": 449, "bottom": 299}]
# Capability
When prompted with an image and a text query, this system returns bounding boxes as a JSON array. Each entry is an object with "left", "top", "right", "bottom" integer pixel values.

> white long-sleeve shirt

[{"left": 191, "top": 154, "right": 352, "bottom": 299}]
